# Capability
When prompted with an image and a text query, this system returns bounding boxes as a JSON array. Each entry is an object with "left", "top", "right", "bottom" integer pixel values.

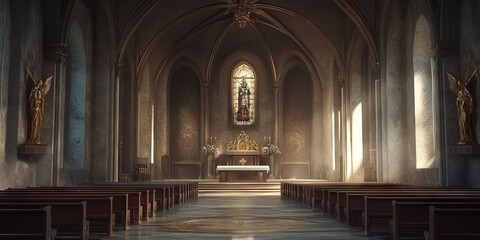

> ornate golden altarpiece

[{"left": 224, "top": 131, "right": 261, "bottom": 165}]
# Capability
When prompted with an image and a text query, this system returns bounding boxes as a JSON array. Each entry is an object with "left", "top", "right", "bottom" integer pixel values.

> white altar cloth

[{"left": 216, "top": 165, "right": 270, "bottom": 173}]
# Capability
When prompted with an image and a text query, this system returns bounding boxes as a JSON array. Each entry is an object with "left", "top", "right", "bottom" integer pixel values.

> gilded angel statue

[
  {"left": 447, "top": 65, "right": 478, "bottom": 144},
  {"left": 25, "top": 66, "right": 53, "bottom": 144}
]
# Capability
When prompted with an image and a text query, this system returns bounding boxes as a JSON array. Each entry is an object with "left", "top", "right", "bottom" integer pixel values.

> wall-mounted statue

[
  {"left": 25, "top": 66, "right": 53, "bottom": 144},
  {"left": 447, "top": 65, "right": 478, "bottom": 144}
]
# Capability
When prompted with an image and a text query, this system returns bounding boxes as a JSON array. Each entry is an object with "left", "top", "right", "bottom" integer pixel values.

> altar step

[{"left": 198, "top": 182, "right": 280, "bottom": 196}]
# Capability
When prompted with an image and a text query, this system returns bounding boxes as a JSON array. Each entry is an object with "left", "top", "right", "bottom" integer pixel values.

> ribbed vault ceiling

[{"left": 116, "top": 0, "right": 377, "bottom": 83}]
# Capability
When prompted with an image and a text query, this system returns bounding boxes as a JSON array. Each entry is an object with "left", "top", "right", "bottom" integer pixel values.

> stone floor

[{"left": 105, "top": 182, "right": 386, "bottom": 240}]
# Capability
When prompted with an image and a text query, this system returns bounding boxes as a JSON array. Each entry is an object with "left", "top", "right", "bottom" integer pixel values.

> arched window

[
  {"left": 413, "top": 15, "right": 435, "bottom": 169},
  {"left": 232, "top": 63, "right": 256, "bottom": 126}
]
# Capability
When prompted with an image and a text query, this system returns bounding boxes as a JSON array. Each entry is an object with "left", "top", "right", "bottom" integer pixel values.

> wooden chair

[{"left": 136, "top": 157, "right": 151, "bottom": 182}]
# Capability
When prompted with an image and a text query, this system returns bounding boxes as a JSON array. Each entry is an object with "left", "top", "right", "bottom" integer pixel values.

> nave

[{"left": 107, "top": 181, "right": 382, "bottom": 240}]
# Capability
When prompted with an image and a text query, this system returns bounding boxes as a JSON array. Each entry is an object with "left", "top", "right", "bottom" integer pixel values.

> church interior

[{"left": 1, "top": 0, "right": 480, "bottom": 239}]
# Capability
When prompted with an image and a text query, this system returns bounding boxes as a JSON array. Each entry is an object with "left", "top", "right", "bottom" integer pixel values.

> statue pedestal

[
  {"left": 451, "top": 144, "right": 480, "bottom": 156},
  {"left": 268, "top": 155, "right": 276, "bottom": 179},
  {"left": 207, "top": 155, "right": 214, "bottom": 179},
  {"left": 17, "top": 143, "right": 47, "bottom": 160}
]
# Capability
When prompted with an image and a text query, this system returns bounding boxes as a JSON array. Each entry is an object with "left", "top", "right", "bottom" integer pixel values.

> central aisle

[{"left": 108, "top": 182, "right": 384, "bottom": 240}]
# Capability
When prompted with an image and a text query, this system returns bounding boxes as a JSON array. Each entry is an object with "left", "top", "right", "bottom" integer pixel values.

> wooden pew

[
  {"left": 91, "top": 181, "right": 198, "bottom": 210},
  {"left": 310, "top": 183, "right": 405, "bottom": 212},
  {"left": 391, "top": 201, "right": 480, "bottom": 240},
  {"left": 425, "top": 206, "right": 480, "bottom": 240},
  {"left": 0, "top": 190, "right": 131, "bottom": 230},
  {"left": 33, "top": 187, "right": 142, "bottom": 222},
  {"left": 363, "top": 196, "right": 480, "bottom": 236},
  {"left": 336, "top": 188, "right": 480, "bottom": 221},
  {"left": 0, "top": 202, "right": 88, "bottom": 240},
  {"left": 344, "top": 192, "right": 480, "bottom": 227},
  {"left": 22, "top": 186, "right": 149, "bottom": 222},
  {"left": 0, "top": 206, "right": 55, "bottom": 240},
  {"left": 0, "top": 197, "right": 114, "bottom": 236}
]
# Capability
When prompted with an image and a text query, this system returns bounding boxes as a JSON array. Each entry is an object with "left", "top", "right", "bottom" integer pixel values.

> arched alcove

[
  {"left": 413, "top": 15, "right": 435, "bottom": 169},
  {"left": 281, "top": 65, "right": 312, "bottom": 179},
  {"left": 169, "top": 67, "right": 201, "bottom": 179},
  {"left": 64, "top": 19, "right": 86, "bottom": 169}
]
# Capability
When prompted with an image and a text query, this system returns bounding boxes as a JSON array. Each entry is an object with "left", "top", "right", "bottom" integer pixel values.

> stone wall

[
  {"left": 459, "top": 0, "right": 480, "bottom": 187},
  {"left": 1, "top": 0, "right": 42, "bottom": 189}
]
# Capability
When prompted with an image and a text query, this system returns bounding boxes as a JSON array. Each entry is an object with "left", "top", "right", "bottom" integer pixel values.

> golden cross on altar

[{"left": 239, "top": 158, "right": 247, "bottom": 165}]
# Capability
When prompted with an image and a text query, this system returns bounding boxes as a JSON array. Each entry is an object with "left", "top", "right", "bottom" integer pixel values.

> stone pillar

[
  {"left": 273, "top": 83, "right": 279, "bottom": 178},
  {"left": 339, "top": 77, "right": 346, "bottom": 182},
  {"left": 45, "top": 43, "right": 68, "bottom": 186},
  {"left": 372, "top": 61, "right": 381, "bottom": 182},
  {"left": 204, "top": 82, "right": 209, "bottom": 143},
  {"left": 273, "top": 83, "right": 279, "bottom": 141},
  {"left": 203, "top": 82, "right": 209, "bottom": 179},
  {"left": 113, "top": 63, "right": 122, "bottom": 182}
]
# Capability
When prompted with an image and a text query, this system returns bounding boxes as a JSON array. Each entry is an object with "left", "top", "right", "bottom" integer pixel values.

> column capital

[
  {"left": 273, "top": 82, "right": 279, "bottom": 93},
  {"left": 338, "top": 74, "right": 345, "bottom": 88},
  {"left": 371, "top": 60, "right": 380, "bottom": 80},
  {"left": 44, "top": 43, "right": 68, "bottom": 63},
  {"left": 115, "top": 62, "right": 123, "bottom": 79}
]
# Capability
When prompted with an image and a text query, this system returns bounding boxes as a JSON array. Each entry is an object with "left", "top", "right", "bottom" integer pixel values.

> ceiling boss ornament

[{"left": 230, "top": 0, "right": 255, "bottom": 28}]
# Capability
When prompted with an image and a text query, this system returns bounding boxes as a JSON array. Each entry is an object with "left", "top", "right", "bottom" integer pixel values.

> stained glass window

[{"left": 232, "top": 63, "right": 255, "bottom": 125}]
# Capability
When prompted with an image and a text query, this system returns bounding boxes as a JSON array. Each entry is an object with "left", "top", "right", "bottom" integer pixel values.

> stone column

[
  {"left": 45, "top": 43, "right": 68, "bottom": 186},
  {"left": 203, "top": 81, "right": 209, "bottom": 179},
  {"left": 339, "top": 77, "right": 346, "bottom": 182},
  {"left": 273, "top": 83, "right": 279, "bottom": 178},
  {"left": 113, "top": 62, "right": 122, "bottom": 182},
  {"left": 372, "top": 61, "right": 381, "bottom": 182},
  {"left": 204, "top": 82, "right": 209, "bottom": 143}
]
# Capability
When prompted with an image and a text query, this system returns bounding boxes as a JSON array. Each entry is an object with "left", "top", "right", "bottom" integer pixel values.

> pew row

[
  {"left": 425, "top": 206, "right": 480, "bottom": 240},
  {"left": 0, "top": 202, "right": 88, "bottom": 240},
  {"left": 0, "top": 197, "right": 113, "bottom": 236},
  {"left": 0, "top": 206, "right": 55, "bottom": 240},
  {"left": 392, "top": 201, "right": 480, "bottom": 240},
  {"left": 281, "top": 181, "right": 480, "bottom": 239}
]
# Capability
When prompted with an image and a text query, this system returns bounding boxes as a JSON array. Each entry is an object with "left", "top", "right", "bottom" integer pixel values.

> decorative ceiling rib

[
  {"left": 118, "top": 0, "right": 379, "bottom": 84},
  {"left": 334, "top": 0, "right": 379, "bottom": 62},
  {"left": 136, "top": 3, "right": 230, "bottom": 76},
  {"left": 116, "top": 0, "right": 159, "bottom": 61}
]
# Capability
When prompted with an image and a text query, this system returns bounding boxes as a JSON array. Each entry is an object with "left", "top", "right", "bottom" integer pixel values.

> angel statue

[
  {"left": 25, "top": 66, "right": 53, "bottom": 144},
  {"left": 447, "top": 65, "right": 478, "bottom": 144}
]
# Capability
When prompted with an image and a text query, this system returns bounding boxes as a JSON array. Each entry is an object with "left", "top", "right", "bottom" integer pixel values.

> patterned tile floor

[{"left": 105, "top": 190, "right": 386, "bottom": 240}]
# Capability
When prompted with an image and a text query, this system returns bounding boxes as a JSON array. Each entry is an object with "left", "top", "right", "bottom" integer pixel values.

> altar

[
  {"left": 217, "top": 165, "right": 270, "bottom": 182},
  {"left": 217, "top": 131, "right": 268, "bottom": 181}
]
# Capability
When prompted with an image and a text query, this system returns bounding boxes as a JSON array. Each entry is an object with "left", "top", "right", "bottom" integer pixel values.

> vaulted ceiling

[{"left": 115, "top": 0, "right": 379, "bottom": 82}]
